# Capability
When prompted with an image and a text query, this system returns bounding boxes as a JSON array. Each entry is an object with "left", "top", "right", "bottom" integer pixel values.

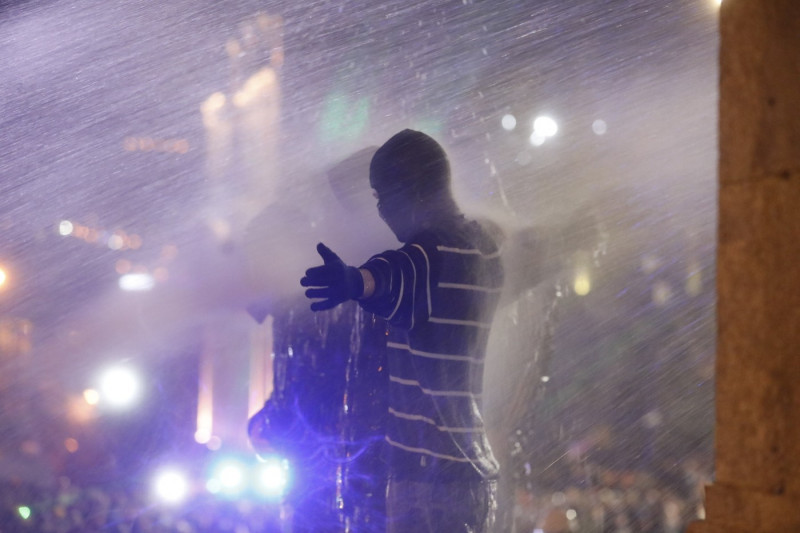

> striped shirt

[{"left": 359, "top": 217, "right": 503, "bottom": 480}]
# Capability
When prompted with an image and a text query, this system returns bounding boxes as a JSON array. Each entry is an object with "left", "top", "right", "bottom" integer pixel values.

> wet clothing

[
  {"left": 359, "top": 215, "right": 503, "bottom": 482},
  {"left": 386, "top": 477, "right": 497, "bottom": 533},
  {"left": 248, "top": 302, "right": 388, "bottom": 533}
]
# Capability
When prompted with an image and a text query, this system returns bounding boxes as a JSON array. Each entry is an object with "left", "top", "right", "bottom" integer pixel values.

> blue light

[
  {"left": 209, "top": 458, "right": 247, "bottom": 497},
  {"left": 254, "top": 456, "right": 290, "bottom": 499},
  {"left": 205, "top": 455, "right": 290, "bottom": 500}
]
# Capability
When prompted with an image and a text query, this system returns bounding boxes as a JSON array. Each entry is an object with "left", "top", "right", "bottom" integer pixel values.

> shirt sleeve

[{"left": 358, "top": 233, "right": 439, "bottom": 330}]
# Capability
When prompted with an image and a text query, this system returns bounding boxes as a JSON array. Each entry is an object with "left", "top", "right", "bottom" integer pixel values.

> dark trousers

[{"left": 386, "top": 477, "right": 497, "bottom": 533}]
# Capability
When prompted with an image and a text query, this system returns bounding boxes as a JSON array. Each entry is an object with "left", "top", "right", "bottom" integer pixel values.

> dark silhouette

[{"left": 301, "top": 130, "right": 504, "bottom": 532}]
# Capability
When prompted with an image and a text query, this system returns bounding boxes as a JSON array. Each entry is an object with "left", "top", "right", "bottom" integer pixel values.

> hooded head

[{"left": 369, "top": 129, "right": 457, "bottom": 241}]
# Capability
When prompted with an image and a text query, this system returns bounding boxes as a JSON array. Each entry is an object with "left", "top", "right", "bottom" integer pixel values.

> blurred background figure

[{"left": 247, "top": 148, "right": 390, "bottom": 533}]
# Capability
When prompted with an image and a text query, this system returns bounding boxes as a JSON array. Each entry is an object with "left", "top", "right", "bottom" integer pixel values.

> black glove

[{"left": 300, "top": 243, "right": 364, "bottom": 311}]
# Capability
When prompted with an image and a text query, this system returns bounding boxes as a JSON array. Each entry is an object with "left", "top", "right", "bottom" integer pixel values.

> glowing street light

[{"left": 0, "top": 266, "right": 7, "bottom": 289}]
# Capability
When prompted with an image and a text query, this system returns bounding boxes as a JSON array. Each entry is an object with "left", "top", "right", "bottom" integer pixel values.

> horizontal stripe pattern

[
  {"left": 359, "top": 222, "right": 502, "bottom": 475},
  {"left": 386, "top": 341, "right": 484, "bottom": 364},
  {"left": 439, "top": 282, "right": 503, "bottom": 293},
  {"left": 428, "top": 316, "right": 492, "bottom": 329},
  {"left": 385, "top": 436, "right": 473, "bottom": 463},
  {"left": 388, "top": 407, "right": 482, "bottom": 433},
  {"left": 389, "top": 374, "right": 480, "bottom": 398}
]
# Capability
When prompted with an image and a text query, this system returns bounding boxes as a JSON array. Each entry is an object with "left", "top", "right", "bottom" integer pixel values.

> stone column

[{"left": 688, "top": 2, "right": 800, "bottom": 532}]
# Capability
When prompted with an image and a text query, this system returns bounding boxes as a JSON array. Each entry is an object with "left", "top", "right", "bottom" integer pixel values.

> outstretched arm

[{"left": 300, "top": 243, "right": 374, "bottom": 311}]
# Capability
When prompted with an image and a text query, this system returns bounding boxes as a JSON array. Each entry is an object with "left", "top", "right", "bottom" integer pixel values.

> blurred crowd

[
  {"left": 512, "top": 459, "right": 710, "bottom": 533},
  {"left": 0, "top": 477, "right": 282, "bottom": 533},
  {"left": 0, "top": 457, "right": 710, "bottom": 533}
]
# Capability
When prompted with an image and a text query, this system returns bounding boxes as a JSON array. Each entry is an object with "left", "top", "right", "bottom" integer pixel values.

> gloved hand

[{"left": 300, "top": 243, "right": 364, "bottom": 311}]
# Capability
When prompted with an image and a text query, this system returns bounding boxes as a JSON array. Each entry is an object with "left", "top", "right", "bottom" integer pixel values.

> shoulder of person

[
  {"left": 404, "top": 228, "right": 442, "bottom": 251},
  {"left": 408, "top": 219, "right": 500, "bottom": 253}
]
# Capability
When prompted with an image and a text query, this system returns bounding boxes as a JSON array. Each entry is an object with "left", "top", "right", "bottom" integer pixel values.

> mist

[{"left": 0, "top": 0, "right": 717, "bottom": 531}]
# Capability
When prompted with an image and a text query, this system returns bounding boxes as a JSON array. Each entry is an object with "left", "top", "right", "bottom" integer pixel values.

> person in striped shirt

[{"left": 301, "top": 129, "right": 503, "bottom": 532}]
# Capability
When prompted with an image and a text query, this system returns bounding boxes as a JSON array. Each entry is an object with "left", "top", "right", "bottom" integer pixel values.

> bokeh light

[
  {"left": 254, "top": 457, "right": 290, "bottom": 498},
  {"left": 107, "top": 234, "right": 124, "bottom": 250},
  {"left": 119, "top": 272, "right": 155, "bottom": 292},
  {"left": 501, "top": 114, "right": 517, "bottom": 131},
  {"left": 652, "top": 281, "right": 673, "bottom": 306},
  {"left": 64, "top": 438, "right": 79, "bottom": 453},
  {"left": 99, "top": 366, "right": 140, "bottom": 408},
  {"left": 206, "top": 478, "right": 222, "bottom": 494},
  {"left": 573, "top": 273, "right": 591, "bottom": 296},
  {"left": 533, "top": 115, "right": 558, "bottom": 137},
  {"left": 194, "top": 429, "right": 211, "bottom": 445},
  {"left": 58, "top": 220, "right": 74, "bottom": 236},
  {"left": 206, "top": 436, "right": 222, "bottom": 451},
  {"left": 529, "top": 132, "right": 546, "bottom": 147},
  {"left": 209, "top": 458, "right": 247, "bottom": 496},
  {"left": 67, "top": 395, "right": 95, "bottom": 424},
  {"left": 83, "top": 388, "right": 100, "bottom": 405},
  {"left": 115, "top": 259, "right": 132, "bottom": 275},
  {"left": 153, "top": 469, "right": 189, "bottom": 504},
  {"left": 592, "top": 119, "right": 607, "bottom": 135}
]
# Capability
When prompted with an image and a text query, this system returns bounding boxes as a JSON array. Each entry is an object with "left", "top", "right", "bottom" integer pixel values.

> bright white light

[
  {"left": 255, "top": 457, "right": 290, "bottom": 498},
  {"left": 59, "top": 220, "right": 74, "bottom": 236},
  {"left": 194, "top": 429, "right": 211, "bottom": 445},
  {"left": 119, "top": 273, "right": 155, "bottom": 291},
  {"left": 533, "top": 115, "right": 558, "bottom": 137},
  {"left": 154, "top": 469, "right": 189, "bottom": 504},
  {"left": 529, "top": 132, "right": 546, "bottom": 146},
  {"left": 566, "top": 509, "right": 578, "bottom": 520},
  {"left": 501, "top": 114, "right": 517, "bottom": 131},
  {"left": 220, "top": 464, "right": 243, "bottom": 488},
  {"left": 99, "top": 366, "right": 140, "bottom": 408},
  {"left": 210, "top": 459, "right": 246, "bottom": 495},
  {"left": 83, "top": 388, "right": 100, "bottom": 405},
  {"left": 592, "top": 119, "right": 607, "bottom": 135},
  {"left": 0, "top": 268, "right": 6, "bottom": 288}
]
